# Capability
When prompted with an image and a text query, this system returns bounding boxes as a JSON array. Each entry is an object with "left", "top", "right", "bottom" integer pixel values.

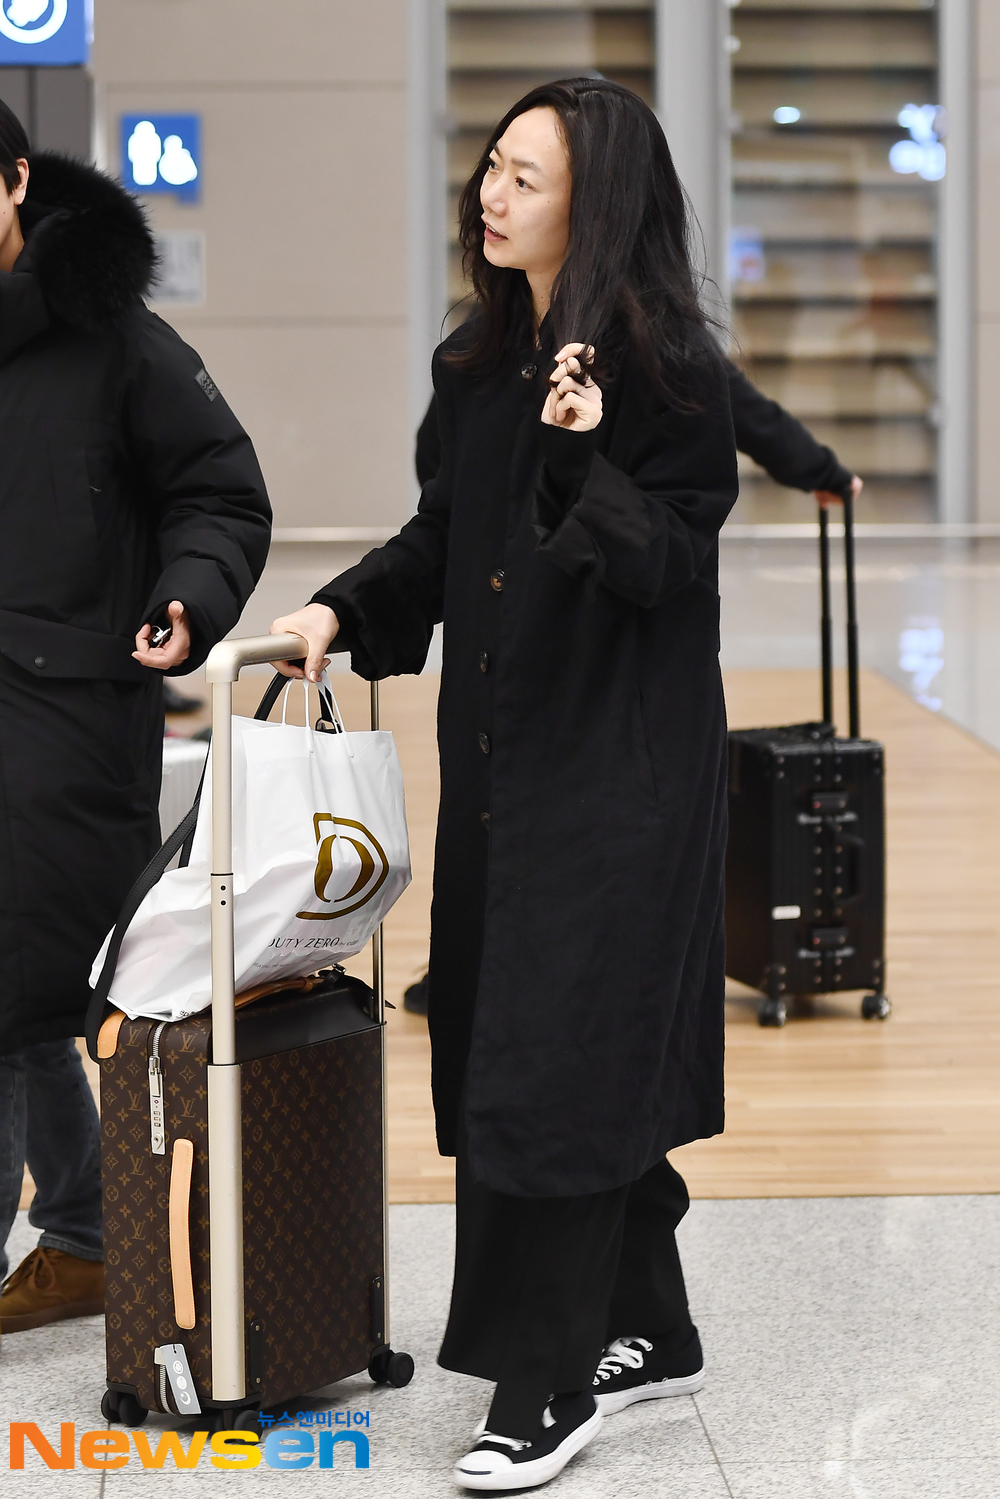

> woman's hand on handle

[
  {"left": 816, "top": 474, "right": 863, "bottom": 509},
  {"left": 269, "top": 603, "right": 340, "bottom": 681},
  {"left": 542, "top": 343, "right": 603, "bottom": 432}
]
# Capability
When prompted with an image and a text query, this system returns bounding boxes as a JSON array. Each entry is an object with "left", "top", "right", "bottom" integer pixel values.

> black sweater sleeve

[
  {"left": 532, "top": 357, "right": 738, "bottom": 607},
  {"left": 727, "top": 361, "right": 854, "bottom": 500}
]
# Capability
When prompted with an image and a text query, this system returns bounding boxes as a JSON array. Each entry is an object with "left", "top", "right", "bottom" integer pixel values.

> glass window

[{"left": 730, "top": 0, "right": 940, "bottom": 522}]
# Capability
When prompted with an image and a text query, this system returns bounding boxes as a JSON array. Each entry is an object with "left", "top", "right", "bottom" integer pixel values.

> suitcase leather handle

[
  {"left": 169, "top": 1138, "right": 197, "bottom": 1330},
  {"left": 96, "top": 1009, "right": 127, "bottom": 1060}
]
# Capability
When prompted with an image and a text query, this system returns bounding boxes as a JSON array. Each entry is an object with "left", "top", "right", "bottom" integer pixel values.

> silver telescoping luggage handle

[{"left": 202, "top": 633, "right": 389, "bottom": 1403}]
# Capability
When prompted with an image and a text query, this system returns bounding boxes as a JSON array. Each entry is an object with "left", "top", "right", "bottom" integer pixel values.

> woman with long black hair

[{"left": 272, "top": 78, "right": 738, "bottom": 1490}]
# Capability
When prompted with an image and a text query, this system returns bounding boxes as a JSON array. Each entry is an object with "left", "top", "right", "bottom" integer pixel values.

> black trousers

[{"left": 438, "top": 1139, "right": 699, "bottom": 1438}]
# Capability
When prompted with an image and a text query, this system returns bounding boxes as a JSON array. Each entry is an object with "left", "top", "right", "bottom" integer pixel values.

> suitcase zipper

[{"left": 149, "top": 1022, "right": 167, "bottom": 1155}]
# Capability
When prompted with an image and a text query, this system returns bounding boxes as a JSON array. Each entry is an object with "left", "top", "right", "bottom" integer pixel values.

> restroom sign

[
  {"left": 0, "top": 0, "right": 90, "bottom": 64},
  {"left": 121, "top": 114, "right": 201, "bottom": 203}
]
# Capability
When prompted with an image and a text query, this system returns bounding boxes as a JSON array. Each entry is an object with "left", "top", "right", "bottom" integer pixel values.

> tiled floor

[{"left": 2, "top": 1195, "right": 998, "bottom": 1496}]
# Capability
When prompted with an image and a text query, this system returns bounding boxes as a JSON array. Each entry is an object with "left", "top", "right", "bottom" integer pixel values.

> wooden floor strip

[{"left": 52, "top": 667, "right": 997, "bottom": 1211}]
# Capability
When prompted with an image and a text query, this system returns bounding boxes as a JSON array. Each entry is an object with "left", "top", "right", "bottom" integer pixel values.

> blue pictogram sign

[
  {"left": 0, "top": 0, "right": 90, "bottom": 65},
  {"left": 121, "top": 115, "right": 201, "bottom": 204}
]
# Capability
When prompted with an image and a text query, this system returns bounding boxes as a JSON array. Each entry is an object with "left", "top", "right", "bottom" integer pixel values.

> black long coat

[
  {"left": 417, "top": 359, "right": 854, "bottom": 499},
  {"left": 317, "top": 326, "right": 739, "bottom": 1198},
  {"left": 0, "top": 154, "right": 271, "bottom": 1052}
]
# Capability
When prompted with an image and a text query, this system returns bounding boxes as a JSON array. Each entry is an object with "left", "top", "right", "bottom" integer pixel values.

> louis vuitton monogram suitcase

[{"left": 85, "top": 633, "right": 413, "bottom": 1430}]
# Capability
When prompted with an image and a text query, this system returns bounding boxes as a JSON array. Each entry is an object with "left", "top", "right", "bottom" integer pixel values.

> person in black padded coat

[{"left": 0, "top": 101, "right": 271, "bottom": 1337}]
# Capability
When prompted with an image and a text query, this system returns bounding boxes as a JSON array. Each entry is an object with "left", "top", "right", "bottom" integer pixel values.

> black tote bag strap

[
  {"left": 254, "top": 670, "right": 292, "bottom": 721},
  {"left": 85, "top": 796, "right": 201, "bottom": 1060},
  {"left": 254, "top": 670, "right": 338, "bottom": 728}
]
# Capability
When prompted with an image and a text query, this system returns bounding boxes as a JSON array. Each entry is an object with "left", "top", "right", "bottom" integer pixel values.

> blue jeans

[{"left": 0, "top": 1039, "right": 103, "bottom": 1281}]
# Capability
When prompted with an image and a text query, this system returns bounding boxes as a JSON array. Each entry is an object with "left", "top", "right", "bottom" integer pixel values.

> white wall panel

[
  {"left": 92, "top": 0, "right": 406, "bottom": 85},
  {"left": 91, "top": 0, "right": 411, "bottom": 529},
  {"left": 170, "top": 325, "right": 412, "bottom": 531},
  {"left": 106, "top": 87, "right": 407, "bottom": 321}
]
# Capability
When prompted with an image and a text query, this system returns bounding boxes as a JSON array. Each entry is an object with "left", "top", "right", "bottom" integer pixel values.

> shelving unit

[{"left": 730, "top": 0, "right": 940, "bottom": 521}]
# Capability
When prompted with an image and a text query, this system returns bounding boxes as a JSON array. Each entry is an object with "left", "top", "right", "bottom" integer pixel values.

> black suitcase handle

[{"left": 818, "top": 488, "right": 860, "bottom": 738}]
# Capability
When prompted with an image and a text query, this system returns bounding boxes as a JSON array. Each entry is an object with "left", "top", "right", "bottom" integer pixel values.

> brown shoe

[{"left": 0, "top": 1247, "right": 104, "bottom": 1332}]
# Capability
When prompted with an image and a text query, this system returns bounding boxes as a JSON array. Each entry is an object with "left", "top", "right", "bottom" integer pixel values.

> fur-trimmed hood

[{"left": 18, "top": 153, "right": 157, "bottom": 333}]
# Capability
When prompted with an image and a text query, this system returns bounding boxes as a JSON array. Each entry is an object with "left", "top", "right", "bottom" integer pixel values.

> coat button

[
  {"left": 479, "top": 651, "right": 490, "bottom": 673},
  {"left": 490, "top": 570, "right": 504, "bottom": 592},
  {"left": 34, "top": 656, "right": 46, "bottom": 669},
  {"left": 478, "top": 732, "right": 491, "bottom": 755},
  {"left": 521, "top": 363, "right": 536, "bottom": 380}
]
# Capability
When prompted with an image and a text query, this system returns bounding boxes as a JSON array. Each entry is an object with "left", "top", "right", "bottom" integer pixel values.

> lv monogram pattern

[{"left": 101, "top": 1014, "right": 384, "bottom": 1411}]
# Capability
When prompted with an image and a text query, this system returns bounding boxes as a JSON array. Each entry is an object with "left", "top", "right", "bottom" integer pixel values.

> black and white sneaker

[
  {"left": 592, "top": 1335, "right": 705, "bottom": 1414},
  {"left": 454, "top": 1392, "right": 602, "bottom": 1491}
]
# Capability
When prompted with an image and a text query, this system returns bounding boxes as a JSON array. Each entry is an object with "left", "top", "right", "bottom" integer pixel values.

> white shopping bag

[{"left": 91, "top": 682, "right": 411, "bottom": 1022}]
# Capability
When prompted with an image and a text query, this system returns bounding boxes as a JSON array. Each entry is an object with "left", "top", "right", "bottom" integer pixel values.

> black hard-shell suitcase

[
  {"left": 86, "top": 633, "right": 413, "bottom": 1429},
  {"left": 724, "top": 496, "right": 891, "bottom": 1027}
]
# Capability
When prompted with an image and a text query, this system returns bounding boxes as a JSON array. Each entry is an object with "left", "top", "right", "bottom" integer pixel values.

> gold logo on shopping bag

[{"left": 296, "top": 814, "right": 389, "bottom": 921}]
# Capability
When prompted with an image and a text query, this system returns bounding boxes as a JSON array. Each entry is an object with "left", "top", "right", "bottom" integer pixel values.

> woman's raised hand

[
  {"left": 269, "top": 602, "right": 340, "bottom": 682},
  {"left": 542, "top": 343, "right": 603, "bottom": 432}
]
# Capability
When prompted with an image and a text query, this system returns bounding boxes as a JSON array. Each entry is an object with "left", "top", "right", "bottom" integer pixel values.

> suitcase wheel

[
  {"left": 861, "top": 993, "right": 891, "bottom": 1021},
  {"left": 368, "top": 1345, "right": 415, "bottom": 1388},
  {"left": 758, "top": 997, "right": 787, "bottom": 1028},
  {"left": 206, "top": 1407, "right": 262, "bottom": 1434},
  {"left": 101, "top": 1389, "right": 148, "bottom": 1428}
]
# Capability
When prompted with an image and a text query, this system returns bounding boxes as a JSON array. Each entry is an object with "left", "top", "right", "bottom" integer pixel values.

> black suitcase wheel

[
  {"left": 209, "top": 1408, "right": 260, "bottom": 1433},
  {"left": 369, "top": 1345, "right": 414, "bottom": 1387},
  {"left": 861, "top": 993, "right": 891, "bottom": 1021},
  {"left": 758, "top": 997, "right": 787, "bottom": 1028},
  {"left": 107, "top": 1391, "right": 147, "bottom": 1428},
  {"left": 386, "top": 1351, "right": 414, "bottom": 1388}
]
